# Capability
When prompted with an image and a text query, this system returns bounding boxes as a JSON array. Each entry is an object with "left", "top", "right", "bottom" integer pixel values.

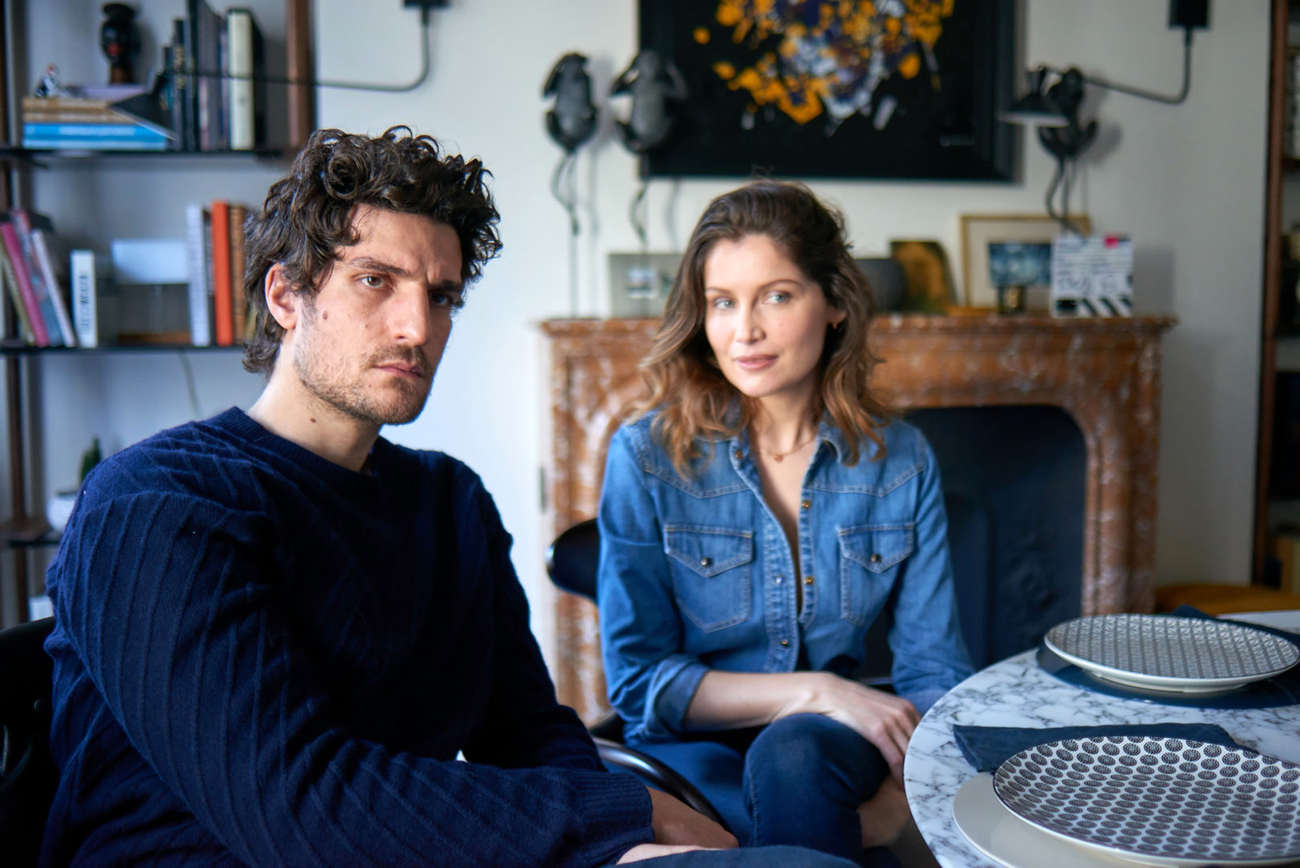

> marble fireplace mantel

[{"left": 541, "top": 314, "right": 1176, "bottom": 721}]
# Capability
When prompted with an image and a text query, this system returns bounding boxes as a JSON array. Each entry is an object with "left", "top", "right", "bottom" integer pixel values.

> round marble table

[{"left": 902, "top": 611, "right": 1300, "bottom": 868}]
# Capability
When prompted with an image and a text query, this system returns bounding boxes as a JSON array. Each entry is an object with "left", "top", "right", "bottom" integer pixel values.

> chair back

[
  {"left": 545, "top": 517, "right": 601, "bottom": 602},
  {"left": 0, "top": 616, "right": 56, "bottom": 865}
]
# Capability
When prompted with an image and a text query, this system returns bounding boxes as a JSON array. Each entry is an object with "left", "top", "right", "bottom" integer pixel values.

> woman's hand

[{"left": 779, "top": 672, "right": 920, "bottom": 777}]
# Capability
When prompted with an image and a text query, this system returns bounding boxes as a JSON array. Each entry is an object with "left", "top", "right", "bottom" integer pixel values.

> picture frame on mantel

[
  {"left": 961, "top": 214, "right": 1092, "bottom": 309},
  {"left": 637, "top": 0, "right": 1015, "bottom": 180}
]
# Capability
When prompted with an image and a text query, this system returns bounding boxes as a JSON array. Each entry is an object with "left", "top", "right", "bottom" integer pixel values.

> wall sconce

[{"left": 1002, "top": 0, "right": 1209, "bottom": 232}]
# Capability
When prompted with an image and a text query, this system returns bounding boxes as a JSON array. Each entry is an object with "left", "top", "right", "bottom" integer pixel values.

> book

[
  {"left": 171, "top": 18, "right": 194, "bottom": 151},
  {"left": 31, "top": 228, "right": 77, "bottom": 346},
  {"left": 20, "top": 137, "right": 169, "bottom": 152},
  {"left": 0, "top": 243, "right": 35, "bottom": 343},
  {"left": 226, "top": 9, "right": 264, "bottom": 150},
  {"left": 69, "top": 249, "right": 99, "bottom": 348},
  {"left": 184, "top": 202, "right": 212, "bottom": 345},
  {"left": 11, "top": 210, "right": 65, "bottom": 346},
  {"left": 210, "top": 200, "right": 234, "bottom": 345},
  {"left": 229, "top": 203, "right": 249, "bottom": 339},
  {"left": 188, "top": 0, "right": 226, "bottom": 151},
  {"left": 0, "top": 219, "right": 50, "bottom": 345},
  {"left": 23, "top": 122, "right": 172, "bottom": 140}
]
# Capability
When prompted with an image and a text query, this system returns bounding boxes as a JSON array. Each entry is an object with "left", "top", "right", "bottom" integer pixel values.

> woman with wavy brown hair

[{"left": 597, "top": 181, "right": 971, "bottom": 866}]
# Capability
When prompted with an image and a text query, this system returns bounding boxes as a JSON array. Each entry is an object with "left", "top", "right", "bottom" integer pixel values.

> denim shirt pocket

[
  {"left": 664, "top": 525, "right": 754, "bottom": 632},
  {"left": 837, "top": 524, "right": 915, "bottom": 626}
]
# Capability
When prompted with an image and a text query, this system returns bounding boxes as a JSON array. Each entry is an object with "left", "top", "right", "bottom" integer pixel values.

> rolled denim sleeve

[
  {"left": 887, "top": 436, "right": 975, "bottom": 714},
  {"left": 597, "top": 428, "right": 709, "bottom": 741}
]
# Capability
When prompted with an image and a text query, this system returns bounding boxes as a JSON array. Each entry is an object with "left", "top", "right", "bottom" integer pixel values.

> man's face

[{"left": 290, "top": 204, "right": 464, "bottom": 427}]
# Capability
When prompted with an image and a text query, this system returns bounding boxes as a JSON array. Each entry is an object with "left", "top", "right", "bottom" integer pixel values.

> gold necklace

[{"left": 758, "top": 433, "right": 819, "bottom": 463}]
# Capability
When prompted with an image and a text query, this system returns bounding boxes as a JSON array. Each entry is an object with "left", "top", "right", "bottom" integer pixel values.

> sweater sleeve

[
  {"left": 49, "top": 477, "right": 652, "bottom": 867},
  {"left": 460, "top": 476, "right": 612, "bottom": 772}
]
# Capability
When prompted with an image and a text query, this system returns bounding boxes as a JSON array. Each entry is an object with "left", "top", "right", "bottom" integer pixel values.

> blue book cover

[{"left": 23, "top": 122, "right": 170, "bottom": 140}]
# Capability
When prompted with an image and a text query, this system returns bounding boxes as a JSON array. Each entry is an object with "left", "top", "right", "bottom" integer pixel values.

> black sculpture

[
  {"left": 100, "top": 3, "right": 140, "bottom": 85},
  {"left": 543, "top": 52, "right": 598, "bottom": 154},
  {"left": 610, "top": 50, "right": 687, "bottom": 154}
]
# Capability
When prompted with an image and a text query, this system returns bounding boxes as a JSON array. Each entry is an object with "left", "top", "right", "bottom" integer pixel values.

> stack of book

[
  {"left": 167, "top": 3, "right": 266, "bottom": 152},
  {"left": 21, "top": 89, "right": 169, "bottom": 151},
  {"left": 0, "top": 210, "right": 77, "bottom": 347},
  {"left": 186, "top": 199, "right": 253, "bottom": 346}
]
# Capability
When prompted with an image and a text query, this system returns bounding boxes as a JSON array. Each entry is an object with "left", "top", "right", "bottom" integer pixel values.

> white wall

[{"left": 5, "top": 2, "right": 1270, "bottom": 654}]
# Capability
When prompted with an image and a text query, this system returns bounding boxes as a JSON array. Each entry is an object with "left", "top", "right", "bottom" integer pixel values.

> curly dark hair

[
  {"left": 241, "top": 126, "right": 502, "bottom": 373},
  {"left": 634, "top": 180, "right": 889, "bottom": 473}
]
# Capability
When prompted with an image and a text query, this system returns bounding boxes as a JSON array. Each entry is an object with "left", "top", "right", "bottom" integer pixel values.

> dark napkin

[
  {"left": 1037, "top": 606, "right": 1300, "bottom": 708},
  {"left": 952, "top": 722, "right": 1242, "bottom": 772}
]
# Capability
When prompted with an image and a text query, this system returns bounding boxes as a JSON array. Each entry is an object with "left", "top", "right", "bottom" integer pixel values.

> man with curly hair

[{"left": 40, "top": 128, "right": 851, "bottom": 867}]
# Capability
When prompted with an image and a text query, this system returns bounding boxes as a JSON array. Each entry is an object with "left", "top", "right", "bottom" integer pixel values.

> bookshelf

[
  {"left": 1256, "top": 0, "right": 1300, "bottom": 589},
  {"left": 0, "top": 0, "right": 314, "bottom": 625}
]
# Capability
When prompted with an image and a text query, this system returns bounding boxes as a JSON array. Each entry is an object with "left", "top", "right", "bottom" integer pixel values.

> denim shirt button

[
  {"left": 800, "top": 498, "right": 811, "bottom": 510},
  {"left": 780, "top": 639, "right": 790, "bottom": 647},
  {"left": 870, "top": 553, "right": 882, "bottom": 564},
  {"left": 733, "top": 449, "right": 743, "bottom": 461},
  {"left": 803, "top": 575, "right": 815, "bottom": 585},
  {"left": 699, "top": 556, "right": 712, "bottom": 567},
  {"left": 774, "top": 575, "right": 783, "bottom": 584}
]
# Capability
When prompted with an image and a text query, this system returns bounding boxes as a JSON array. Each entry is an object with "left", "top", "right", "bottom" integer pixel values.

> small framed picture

[
  {"left": 888, "top": 239, "right": 959, "bottom": 313},
  {"left": 960, "top": 214, "right": 1091, "bottom": 308}
]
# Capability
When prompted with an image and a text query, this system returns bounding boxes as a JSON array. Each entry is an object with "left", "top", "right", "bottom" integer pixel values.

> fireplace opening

[{"left": 863, "top": 406, "right": 1087, "bottom": 671}]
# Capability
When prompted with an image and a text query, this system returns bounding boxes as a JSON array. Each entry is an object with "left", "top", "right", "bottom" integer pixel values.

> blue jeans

[{"left": 628, "top": 714, "right": 895, "bottom": 867}]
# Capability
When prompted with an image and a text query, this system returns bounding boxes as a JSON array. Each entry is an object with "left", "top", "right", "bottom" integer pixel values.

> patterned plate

[
  {"left": 993, "top": 737, "right": 1300, "bottom": 866},
  {"left": 1044, "top": 614, "right": 1299, "bottom": 694}
]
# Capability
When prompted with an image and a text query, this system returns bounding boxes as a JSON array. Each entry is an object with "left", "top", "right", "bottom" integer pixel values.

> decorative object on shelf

[
  {"left": 1001, "top": 0, "right": 1209, "bottom": 230},
  {"left": 542, "top": 52, "right": 598, "bottom": 314},
  {"left": 610, "top": 49, "right": 688, "bottom": 265},
  {"left": 853, "top": 258, "right": 906, "bottom": 313},
  {"left": 48, "top": 437, "right": 102, "bottom": 533},
  {"left": 100, "top": 3, "right": 140, "bottom": 85},
  {"left": 888, "top": 240, "right": 957, "bottom": 314},
  {"left": 960, "top": 214, "right": 1091, "bottom": 310},
  {"left": 988, "top": 241, "right": 1051, "bottom": 314},
  {"left": 1051, "top": 234, "right": 1135, "bottom": 317},
  {"left": 636, "top": 0, "right": 1014, "bottom": 179},
  {"left": 33, "top": 64, "right": 70, "bottom": 99}
]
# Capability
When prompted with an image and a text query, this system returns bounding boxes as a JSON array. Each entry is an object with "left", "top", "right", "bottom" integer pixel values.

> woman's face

[{"left": 702, "top": 233, "right": 845, "bottom": 410}]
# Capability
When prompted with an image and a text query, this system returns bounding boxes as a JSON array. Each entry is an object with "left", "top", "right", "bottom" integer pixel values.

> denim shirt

[{"left": 597, "top": 412, "right": 973, "bottom": 743}]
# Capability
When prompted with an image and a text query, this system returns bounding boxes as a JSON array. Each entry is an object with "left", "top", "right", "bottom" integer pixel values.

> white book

[
  {"left": 70, "top": 249, "right": 98, "bottom": 348},
  {"left": 227, "top": 9, "right": 255, "bottom": 150},
  {"left": 31, "top": 228, "right": 77, "bottom": 346},
  {"left": 185, "top": 202, "right": 212, "bottom": 346}
]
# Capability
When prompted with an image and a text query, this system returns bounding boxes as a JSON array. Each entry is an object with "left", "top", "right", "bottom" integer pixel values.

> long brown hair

[{"left": 634, "top": 180, "right": 889, "bottom": 475}]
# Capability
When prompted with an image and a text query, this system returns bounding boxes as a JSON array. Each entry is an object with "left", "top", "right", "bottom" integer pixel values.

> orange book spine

[{"left": 210, "top": 200, "right": 233, "bottom": 346}]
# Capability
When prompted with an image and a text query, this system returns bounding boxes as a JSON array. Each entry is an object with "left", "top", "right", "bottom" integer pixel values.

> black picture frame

[{"left": 637, "top": 1, "right": 1016, "bottom": 181}]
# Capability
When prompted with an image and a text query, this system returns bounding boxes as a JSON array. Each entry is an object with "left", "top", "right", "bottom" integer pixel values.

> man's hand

[
  {"left": 647, "top": 786, "right": 737, "bottom": 849},
  {"left": 781, "top": 672, "right": 920, "bottom": 779}
]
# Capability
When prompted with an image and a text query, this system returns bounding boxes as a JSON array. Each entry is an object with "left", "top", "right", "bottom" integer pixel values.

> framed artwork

[
  {"left": 889, "top": 239, "right": 958, "bottom": 313},
  {"left": 637, "top": 0, "right": 1015, "bottom": 180},
  {"left": 960, "top": 214, "right": 1092, "bottom": 308}
]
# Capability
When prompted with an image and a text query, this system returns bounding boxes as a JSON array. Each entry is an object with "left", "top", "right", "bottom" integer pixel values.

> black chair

[
  {"left": 0, "top": 616, "right": 57, "bottom": 866},
  {"left": 546, "top": 520, "right": 726, "bottom": 827}
]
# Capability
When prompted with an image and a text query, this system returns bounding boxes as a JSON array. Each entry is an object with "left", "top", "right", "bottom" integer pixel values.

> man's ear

[{"left": 264, "top": 264, "right": 299, "bottom": 332}]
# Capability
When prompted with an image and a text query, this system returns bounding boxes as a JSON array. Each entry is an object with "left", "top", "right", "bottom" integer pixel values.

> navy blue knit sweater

[{"left": 41, "top": 408, "right": 651, "bottom": 866}]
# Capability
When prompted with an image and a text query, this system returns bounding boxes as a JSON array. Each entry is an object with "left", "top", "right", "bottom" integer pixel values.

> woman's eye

[
  {"left": 766, "top": 291, "right": 791, "bottom": 304},
  {"left": 709, "top": 297, "right": 733, "bottom": 310}
]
